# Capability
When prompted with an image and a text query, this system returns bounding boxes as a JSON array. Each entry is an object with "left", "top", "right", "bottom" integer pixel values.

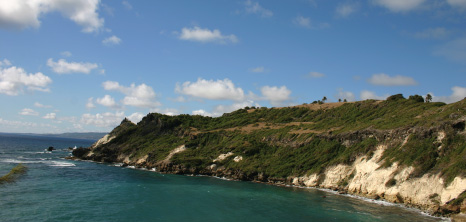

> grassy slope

[{"left": 90, "top": 96, "right": 466, "bottom": 185}]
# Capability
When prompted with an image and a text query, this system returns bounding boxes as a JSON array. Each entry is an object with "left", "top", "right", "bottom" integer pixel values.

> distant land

[{"left": 0, "top": 132, "right": 108, "bottom": 141}]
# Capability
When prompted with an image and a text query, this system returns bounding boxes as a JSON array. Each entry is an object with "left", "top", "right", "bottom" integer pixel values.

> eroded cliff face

[{"left": 292, "top": 145, "right": 466, "bottom": 215}]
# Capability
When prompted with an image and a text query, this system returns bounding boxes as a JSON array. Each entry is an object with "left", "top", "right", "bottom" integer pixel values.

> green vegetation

[
  {"left": 0, "top": 164, "right": 27, "bottom": 184},
  {"left": 84, "top": 95, "right": 466, "bottom": 186}
]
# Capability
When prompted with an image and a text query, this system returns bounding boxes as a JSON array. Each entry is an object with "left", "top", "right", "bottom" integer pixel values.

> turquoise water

[{"left": 0, "top": 134, "right": 446, "bottom": 222}]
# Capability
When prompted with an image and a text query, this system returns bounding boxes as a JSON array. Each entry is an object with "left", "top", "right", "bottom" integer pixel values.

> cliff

[{"left": 72, "top": 95, "right": 466, "bottom": 217}]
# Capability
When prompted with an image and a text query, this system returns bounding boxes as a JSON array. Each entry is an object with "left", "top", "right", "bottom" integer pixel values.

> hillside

[{"left": 72, "top": 94, "right": 466, "bottom": 217}]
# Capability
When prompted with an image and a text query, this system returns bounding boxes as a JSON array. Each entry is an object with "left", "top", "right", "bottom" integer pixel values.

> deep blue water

[{"left": 0, "top": 134, "right": 447, "bottom": 221}]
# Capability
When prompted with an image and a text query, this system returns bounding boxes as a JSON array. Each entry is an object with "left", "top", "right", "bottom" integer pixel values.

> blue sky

[{"left": 1, "top": 0, "right": 466, "bottom": 133}]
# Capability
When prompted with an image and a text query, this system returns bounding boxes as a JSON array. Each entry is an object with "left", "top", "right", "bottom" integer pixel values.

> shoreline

[{"left": 66, "top": 156, "right": 451, "bottom": 221}]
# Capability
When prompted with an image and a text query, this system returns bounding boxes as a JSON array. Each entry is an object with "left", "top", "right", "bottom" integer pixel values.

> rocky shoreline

[{"left": 69, "top": 146, "right": 466, "bottom": 220}]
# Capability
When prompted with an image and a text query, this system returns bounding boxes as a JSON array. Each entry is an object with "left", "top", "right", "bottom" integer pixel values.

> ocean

[{"left": 0, "top": 134, "right": 447, "bottom": 221}]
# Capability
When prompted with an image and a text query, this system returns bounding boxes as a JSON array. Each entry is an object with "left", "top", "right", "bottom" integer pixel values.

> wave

[{"left": 48, "top": 161, "right": 75, "bottom": 167}]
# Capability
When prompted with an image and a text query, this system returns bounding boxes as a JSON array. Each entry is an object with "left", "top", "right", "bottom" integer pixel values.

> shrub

[
  {"left": 387, "top": 94, "right": 405, "bottom": 101},
  {"left": 408, "top": 95, "right": 424, "bottom": 103}
]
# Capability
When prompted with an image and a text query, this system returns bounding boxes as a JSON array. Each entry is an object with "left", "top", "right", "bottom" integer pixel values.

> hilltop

[{"left": 72, "top": 94, "right": 466, "bottom": 217}]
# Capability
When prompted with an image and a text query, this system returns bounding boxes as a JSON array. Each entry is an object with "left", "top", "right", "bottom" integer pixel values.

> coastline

[{"left": 66, "top": 156, "right": 453, "bottom": 221}]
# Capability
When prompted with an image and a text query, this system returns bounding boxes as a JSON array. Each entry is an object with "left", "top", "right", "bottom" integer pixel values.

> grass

[
  {"left": 84, "top": 96, "right": 466, "bottom": 186},
  {"left": 0, "top": 164, "right": 27, "bottom": 184}
]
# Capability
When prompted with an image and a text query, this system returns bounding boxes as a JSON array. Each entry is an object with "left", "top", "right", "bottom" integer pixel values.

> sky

[{"left": 0, "top": 0, "right": 466, "bottom": 133}]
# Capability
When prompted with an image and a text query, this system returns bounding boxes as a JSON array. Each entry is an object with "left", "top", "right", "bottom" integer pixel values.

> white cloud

[
  {"left": 0, "top": 118, "right": 38, "bottom": 128},
  {"left": 335, "top": 89, "right": 355, "bottom": 102},
  {"left": 413, "top": 27, "right": 450, "bottom": 39},
  {"left": 102, "top": 35, "right": 122, "bottom": 46},
  {"left": 261, "top": 86, "right": 292, "bottom": 106},
  {"left": 372, "top": 0, "right": 426, "bottom": 12},
  {"left": 447, "top": 0, "right": 466, "bottom": 8},
  {"left": 307, "top": 71, "right": 325, "bottom": 78},
  {"left": 0, "top": 65, "right": 52, "bottom": 96},
  {"left": 61, "top": 51, "right": 72, "bottom": 57},
  {"left": 294, "top": 16, "right": 311, "bottom": 28},
  {"left": 43, "top": 112, "right": 56, "bottom": 120},
  {"left": 244, "top": 0, "right": 273, "bottom": 18},
  {"left": 96, "top": 95, "right": 120, "bottom": 109},
  {"left": 19, "top": 108, "right": 39, "bottom": 116},
  {"left": 367, "top": 73, "right": 418, "bottom": 86},
  {"left": 176, "top": 78, "right": 245, "bottom": 101},
  {"left": 336, "top": 2, "right": 358, "bottom": 17},
  {"left": 192, "top": 101, "right": 259, "bottom": 117},
  {"left": 192, "top": 109, "right": 212, "bottom": 117},
  {"left": 434, "top": 37, "right": 466, "bottom": 64},
  {"left": 127, "top": 112, "right": 144, "bottom": 124},
  {"left": 122, "top": 1, "right": 133, "bottom": 10},
  {"left": 86, "top": 97, "right": 96, "bottom": 109},
  {"left": 102, "top": 81, "right": 159, "bottom": 108},
  {"left": 293, "top": 16, "right": 329, "bottom": 29},
  {"left": 360, "top": 90, "right": 388, "bottom": 100},
  {"left": 179, "top": 26, "right": 238, "bottom": 44},
  {"left": 81, "top": 111, "right": 125, "bottom": 128},
  {"left": 249, "top": 66, "right": 265, "bottom": 73},
  {"left": 34, "top": 102, "right": 52, "bottom": 108},
  {"left": 0, "top": 0, "right": 104, "bottom": 32},
  {"left": 47, "top": 58, "right": 98, "bottom": 74},
  {"left": 433, "top": 86, "right": 466, "bottom": 103},
  {"left": 0, "top": 59, "right": 12, "bottom": 66}
]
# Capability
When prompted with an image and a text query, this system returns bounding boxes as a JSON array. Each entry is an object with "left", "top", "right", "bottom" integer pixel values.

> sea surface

[{"left": 0, "top": 134, "right": 448, "bottom": 222}]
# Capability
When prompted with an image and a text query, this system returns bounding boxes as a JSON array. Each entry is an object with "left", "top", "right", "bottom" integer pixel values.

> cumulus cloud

[
  {"left": 0, "top": 0, "right": 104, "bottom": 32},
  {"left": 336, "top": 2, "right": 359, "bottom": 17},
  {"left": 249, "top": 66, "right": 265, "bottom": 73},
  {"left": 0, "top": 59, "right": 12, "bottom": 66},
  {"left": 102, "top": 35, "right": 122, "bottom": 46},
  {"left": 81, "top": 111, "right": 125, "bottom": 128},
  {"left": 244, "top": 0, "right": 273, "bottom": 18},
  {"left": 360, "top": 90, "right": 388, "bottom": 100},
  {"left": 34, "top": 102, "right": 52, "bottom": 108},
  {"left": 102, "top": 81, "right": 159, "bottom": 108},
  {"left": 261, "top": 86, "right": 292, "bottom": 106},
  {"left": 367, "top": 73, "right": 418, "bottom": 86},
  {"left": 0, "top": 64, "right": 52, "bottom": 96},
  {"left": 293, "top": 16, "right": 329, "bottom": 29},
  {"left": 434, "top": 37, "right": 466, "bottom": 64},
  {"left": 19, "top": 108, "right": 39, "bottom": 116},
  {"left": 192, "top": 101, "right": 259, "bottom": 117},
  {"left": 179, "top": 26, "right": 238, "bottom": 44},
  {"left": 307, "top": 71, "right": 325, "bottom": 78},
  {"left": 372, "top": 0, "right": 426, "bottom": 12},
  {"left": 47, "top": 58, "right": 98, "bottom": 74},
  {"left": 433, "top": 86, "right": 466, "bottom": 103},
  {"left": 96, "top": 95, "right": 120, "bottom": 109},
  {"left": 447, "top": 0, "right": 466, "bottom": 8},
  {"left": 43, "top": 113, "right": 56, "bottom": 120},
  {"left": 86, "top": 97, "right": 96, "bottom": 109},
  {"left": 126, "top": 112, "right": 144, "bottom": 124},
  {"left": 176, "top": 78, "right": 245, "bottom": 101},
  {"left": 335, "top": 89, "right": 355, "bottom": 102}
]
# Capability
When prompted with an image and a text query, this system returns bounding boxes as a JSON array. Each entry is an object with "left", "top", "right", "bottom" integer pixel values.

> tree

[
  {"left": 426, "top": 94, "right": 432, "bottom": 103},
  {"left": 344, "top": 99, "right": 347, "bottom": 102},
  {"left": 338, "top": 98, "right": 342, "bottom": 102},
  {"left": 322, "top": 96, "right": 327, "bottom": 103}
]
